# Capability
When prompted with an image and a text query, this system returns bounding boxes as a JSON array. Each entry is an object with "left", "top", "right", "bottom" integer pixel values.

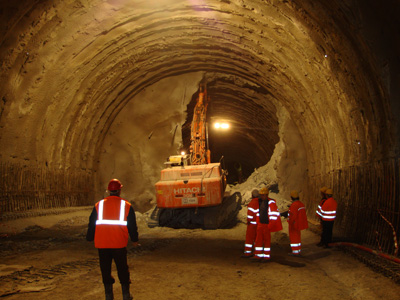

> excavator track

[{"left": 148, "top": 192, "right": 242, "bottom": 229}]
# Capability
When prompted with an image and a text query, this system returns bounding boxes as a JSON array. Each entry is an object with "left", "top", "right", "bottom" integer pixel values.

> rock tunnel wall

[{"left": 0, "top": 161, "right": 93, "bottom": 217}]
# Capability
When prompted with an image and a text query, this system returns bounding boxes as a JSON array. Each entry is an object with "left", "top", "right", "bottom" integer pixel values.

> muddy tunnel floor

[{"left": 0, "top": 208, "right": 399, "bottom": 300}]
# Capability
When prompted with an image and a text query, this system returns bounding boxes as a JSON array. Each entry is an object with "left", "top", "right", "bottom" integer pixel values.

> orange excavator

[{"left": 148, "top": 83, "right": 241, "bottom": 229}]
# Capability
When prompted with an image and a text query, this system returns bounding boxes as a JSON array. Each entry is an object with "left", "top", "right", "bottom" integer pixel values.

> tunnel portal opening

[{"left": 181, "top": 77, "right": 279, "bottom": 184}]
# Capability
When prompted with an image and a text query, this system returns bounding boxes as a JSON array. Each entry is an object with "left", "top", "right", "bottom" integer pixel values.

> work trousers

[
  {"left": 243, "top": 224, "right": 257, "bottom": 256},
  {"left": 254, "top": 224, "right": 271, "bottom": 260},
  {"left": 98, "top": 248, "right": 130, "bottom": 285},
  {"left": 289, "top": 226, "right": 301, "bottom": 254},
  {"left": 320, "top": 220, "right": 334, "bottom": 246}
]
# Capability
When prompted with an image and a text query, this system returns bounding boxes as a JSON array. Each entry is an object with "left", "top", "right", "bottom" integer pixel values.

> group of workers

[
  {"left": 85, "top": 178, "right": 338, "bottom": 299},
  {"left": 242, "top": 186, "right": 338, "bottom": 261}
]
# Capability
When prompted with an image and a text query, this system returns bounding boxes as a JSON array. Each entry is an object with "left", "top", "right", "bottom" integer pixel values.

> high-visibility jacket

[
  {"left": 94, "top": 196, "right": 132, "bottom": 248},
  {"left": 318, "top": 197, "right": 337, "bottom": 221},
  {"left": 288, "top": 200, "right": 309, "bottom": 231},
  {"left": 316, "top": 197, "right": 327, "bottom": 219},
  {"left": 267, "top": 198, "right": 283, "bottom": 232},
  {"left": 246, "top": 197, "right": 259, "bottom": 225}
]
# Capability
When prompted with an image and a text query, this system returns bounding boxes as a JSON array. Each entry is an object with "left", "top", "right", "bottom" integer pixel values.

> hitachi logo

[{"left": 174, "top": 187, "right": 201, "bottom": 194}]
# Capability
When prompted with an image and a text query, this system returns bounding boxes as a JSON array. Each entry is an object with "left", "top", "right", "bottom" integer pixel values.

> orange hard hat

[
  {"left": 325, "top": 188, "right": 333, "bottom": 195},
  {"left": 259, "top": 187, "right": 269, "bottom": 195},
  {"left": 320, "top": 186, "right": 328, "bottom": 193},
  {"left": 290, "top": 190, "right": 299, "bottom": 199},
  {"left": 108, "top": 179, "right": 123, "bottom": 191}
]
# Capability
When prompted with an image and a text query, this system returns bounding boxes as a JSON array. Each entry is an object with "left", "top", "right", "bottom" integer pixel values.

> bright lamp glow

[
  {"left": 214, "top": 122, "right": 230, "bottom": 130},
  {"left": 181, "top": 151, "right": 186, "bottom": 155}
]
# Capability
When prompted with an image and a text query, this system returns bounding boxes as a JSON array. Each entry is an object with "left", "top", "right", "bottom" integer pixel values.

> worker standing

[
  {"left": 86, "top": 179, "right": 139, "bottom": 300},
  {"left": 281, "top": 190, "right": 308, "bottom": 256},
  {"left": 242, "top": 189, "right": 260, "bottom": 258},
  {"left": 252, "top": 187, "right": 283, "bottom": 262},
  {"left": 317, "top": 188, "right": 337, "bottom": 248}
]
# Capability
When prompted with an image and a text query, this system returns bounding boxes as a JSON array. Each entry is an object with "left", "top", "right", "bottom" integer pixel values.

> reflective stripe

[
  {"left": 244, "top": 250, "right": 252, "bottom": 254},
  {"left": 119, "top": 201, "right": 125, "bottom": 221},
  {"left": 96, "top": 219, "right": 127, "bottom": 225},
  {"left": 292, "top": 250, "right": 301, "bottom": 254},
  {"left": 320, "top": 209, "right": 336, "bottom": 214},
  {"left": 298, "top": 207, "right": 305, "bottom": 211},
  {"left": 96, "top": 200, "right": 127, "bottom": 226},
  {"left": 255, "top": 247, "right": 263, "bottom": 251},
  {"left": 248, "top": 207, "right": 258, "bottom": 213},
  {"left": 291, "top": 243, "right": 301, "bottom": 247},
  {"left": 245, "top": 244, "right": 253, "bottom": 247},
  {"left": 250, "top": 221, "right": 257, "bottom": 225},
  {"left": 247, "top": 215, "right": 254, "bottom": 219},
  {"left": 320, "top": 208, "right": 336, "bottom": 220}
]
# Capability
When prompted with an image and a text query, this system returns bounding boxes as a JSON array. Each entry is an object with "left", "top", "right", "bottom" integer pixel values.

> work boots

[
  {"left": 122, "top": 284, "right": 133, "bottom": 300},
  {"left": 104, "top": 284, "right": 113, "bottom": 300}
]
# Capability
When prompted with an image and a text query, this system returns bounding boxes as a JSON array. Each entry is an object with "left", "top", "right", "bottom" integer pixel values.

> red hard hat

[{"left": 108, "top": 179, "right": 123, "bottom": 191}]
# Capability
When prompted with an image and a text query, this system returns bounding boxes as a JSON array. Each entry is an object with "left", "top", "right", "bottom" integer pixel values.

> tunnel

[{"left": 1, "top": 0, "right": 400, "bottom": 287}]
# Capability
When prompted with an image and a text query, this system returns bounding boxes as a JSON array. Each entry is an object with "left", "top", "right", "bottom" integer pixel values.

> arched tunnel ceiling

[{"left": 0, "top": 0, "right": 399, "bottom": 195}]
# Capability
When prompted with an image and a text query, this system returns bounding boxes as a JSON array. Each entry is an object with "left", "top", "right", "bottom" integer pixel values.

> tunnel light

[
  {"left": 181, "top": 151, "right": 186, "bottom": 156},
  {"left": 221, "top": 123, "right": 230, "bottom": 129},
  {"left": 324, "top": 54, "right": 328, "bottom": 58},
  {"left": 214, "top": 122, "right": 230, "bottom": 130}
]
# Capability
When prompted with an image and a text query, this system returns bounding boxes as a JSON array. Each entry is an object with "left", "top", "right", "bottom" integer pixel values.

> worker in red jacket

[
  {"left": 281, "top": 190, "right": 308, "bottom": 256},
  {"left": 242, "top": 189, "right": 260, "bottom": 258},
  {"left": 86, "top": 179, "right": 139, "bottom": 300},
  {"left": 252, "top": 187, "right": 283, "bottom": 262},
  {"left": 318, "top": 188, "right": 337, "bottom": 248}
]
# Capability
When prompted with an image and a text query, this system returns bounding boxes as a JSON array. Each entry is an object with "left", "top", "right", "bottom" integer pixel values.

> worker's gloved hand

[
  {"left": 280, "top": 211, "right": 288, "bottom": 218},
  {"left": 132, "top": 242, "right": 141, "bottom": 248}
]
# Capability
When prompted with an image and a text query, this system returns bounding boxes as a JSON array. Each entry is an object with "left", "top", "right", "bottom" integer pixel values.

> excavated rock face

[{"left": 0, "top": 1, "right": 399, "bottom": 243}]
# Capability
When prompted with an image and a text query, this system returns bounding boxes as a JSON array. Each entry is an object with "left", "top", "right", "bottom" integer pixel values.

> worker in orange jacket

[
  {"left": 242, "top": 189, "right": 260, "bottom": 258},
  {"left": 252, "top": 187, "right": 283, "bottom": 262},
  {"left": 86, "top": 179, "right": 139, "bottom": 300},
  {"left": 281, "top": 190, "right": 308, "bottom": 256},
  {"left": 317, "top": 188, "right": 337, "bottom": 248}
]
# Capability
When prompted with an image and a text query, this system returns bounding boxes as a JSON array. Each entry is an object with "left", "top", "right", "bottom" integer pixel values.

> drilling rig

[{"left": 148, "top": 83, "right": 241, "bottom": 229}]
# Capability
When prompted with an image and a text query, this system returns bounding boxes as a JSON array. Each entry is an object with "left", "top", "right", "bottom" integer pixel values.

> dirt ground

[{"left": 0, "top": 207, "right": 399, "bottom": 300}]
